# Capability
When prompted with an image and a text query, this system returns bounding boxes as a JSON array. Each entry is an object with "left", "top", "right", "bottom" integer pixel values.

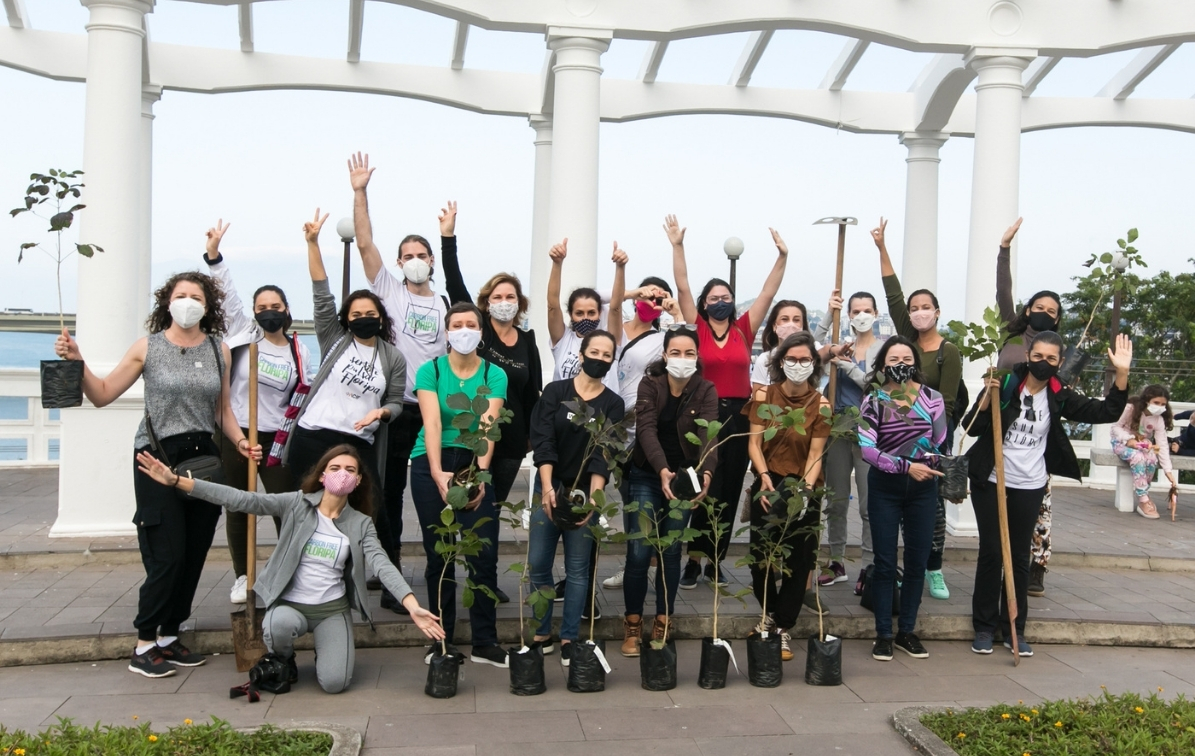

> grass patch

[
  {"left": 0, "top": 717, "right": 332, "bottom": 755},
  {"left": 921, "top": 690, "right": 1195, "bottom": 756}
]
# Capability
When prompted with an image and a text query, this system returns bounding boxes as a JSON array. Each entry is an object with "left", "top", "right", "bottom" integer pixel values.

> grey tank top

[{"left": 134, "top": 331, "right": 225, "bottom": 449}]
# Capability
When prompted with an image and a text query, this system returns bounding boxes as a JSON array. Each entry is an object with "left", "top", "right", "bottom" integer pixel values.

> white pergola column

[
  {"left": 528, "top": 115, "right": 553, "bottom": 377},
  {"left": 545, "top": 28, "right": 610, "bottom": 297},
  {"left": 138, "top": 84, "right": 160, "bottom": 328},
  {"left": 898, "top": 131, "right": 947, "bottom": 294},
  {"left": 53, "top": 0, "right": 153, "bottom": 537}
]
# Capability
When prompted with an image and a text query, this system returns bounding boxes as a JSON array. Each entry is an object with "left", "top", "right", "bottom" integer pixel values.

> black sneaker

[
  {"left": 872, "top": 637, "right": 894, "bottom": 661},
  {"left": 494, "top": 586, "right": 511, "bottom": 604},
  {"left": 128, "top": 645, "right": 177, "bottom": 678},
  {"left": 470, "top": 644, "right": 510, "bottom": 668},
  {"left": 853, "top": 570, "right": 866, "bottom": 597},
  {"left": 424, "top": 642, "right": 461, "bottom": 665},
  {"left": 679, "top": 560, "right": 701, "bottom": 590},
  {"left": 532, "top": 636, "right": 557, "bottom": 655},
  {"left": 380, "top": 588, "right": 409, "bottom": 615},
  {"left": 581, "top": 602, "right": 602, "bottom": 621},
  {"left": 894, "top": 632, "right": 929, "bottom": 659},
  {"left": 1028, "top": 563, "right": 1046, "bottom": 597},
  {"left": 560, "top": 642, "right": 573, "bottom": 668},
  {"left": 553, "top": 579, "right": 566, "bottom": 603},
  {"left": 704, "top": 562, "right": 729, "bottom": 587},
  {"left": 158, "top": 640, "right": 205, "bottom": 667},
  {"left": 287, "top": 654, "right": 299, "bottom": 683}
]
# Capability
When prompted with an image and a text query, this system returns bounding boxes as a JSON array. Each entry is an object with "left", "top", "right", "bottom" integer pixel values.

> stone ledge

[
  {"left": 893, "top": 706, "right": 958, "bottom": 756},
  {"left": 237, "top": 722, "right": 361, "bottom": 756}
]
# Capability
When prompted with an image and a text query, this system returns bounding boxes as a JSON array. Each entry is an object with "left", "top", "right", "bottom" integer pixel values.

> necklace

[{"left": 710, "top": 323, "right": 730, "bottom": 342}]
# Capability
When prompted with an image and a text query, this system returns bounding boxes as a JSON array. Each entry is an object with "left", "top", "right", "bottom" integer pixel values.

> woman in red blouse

[{"left": 664, "top": 214, "right": 789, "bottom": 588}]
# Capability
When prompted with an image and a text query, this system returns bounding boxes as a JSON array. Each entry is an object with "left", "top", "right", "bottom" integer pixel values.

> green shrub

[{"left": 0, "top": 717, "right": 332, "bottom": 756}]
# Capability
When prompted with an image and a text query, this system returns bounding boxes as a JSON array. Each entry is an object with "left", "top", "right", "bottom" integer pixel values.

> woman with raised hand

[
  {"left": 964, "top": 332, "right": 1132, "bottom": 658},
  {"left": 871, "top": 217, "right": 962, "bottom": 601},
  {"left": 744, "top": 331, "right": 832, "bottom": 663},
  {"left": 135, "top": 444, "right": 443, "bottom": 693},
  {"left": 1111, "top": 384, "right": 1178, "bottom": 519},
  {"left": 54, "top": 269, "right": 257, "bottom": 678},
  {"left": 814, "top": 286, "right": 885, "bottom": 592},
  {"left": 858, "top": 336, "right": 947, "bottom": 663},
  {"left": 409, "top": 302, "right": 509, "bottom": 669},
  {"left": 666, "top": 214, "right": 788, "bottom": 589},
  {"left": 202, "top": 219, "right": 314, "bottom": 605},
  {"left": 750, "top": 300, "right": 811, "bottom": 392},
  {"left": 528, "top": 329, "right": 626, "bottom": 667}
]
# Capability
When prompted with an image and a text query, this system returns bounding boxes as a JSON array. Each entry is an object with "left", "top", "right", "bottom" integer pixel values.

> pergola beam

[
  {"left": 819, "top": 38, "right": 869, "bottom": 91},
  {"left": 911, "top": 53, "right": 974, "bottom": 132},
  {"left": 347, "top": 0, "right": 364, "bottom": 63},
  {"left": 1096, "top": 44, "right": 1180, "bottom": 100},
  {"left": 1021, "top": 56, "right": 1060, "bottom": 97},
  {"left": 450, "top": 20, "right": 469, "bottom": 70},
  {"left": 237, "top": 2, "right": 253, "bottom": 53},
  {"left": 3, "top": 0, "right": 26, "bottom": 29},
  {"left": 730, "top": 29, "right": 773, "bottom": 87},
  {"left": 639, "top": 40, "right": 667, "bottom": 83}
]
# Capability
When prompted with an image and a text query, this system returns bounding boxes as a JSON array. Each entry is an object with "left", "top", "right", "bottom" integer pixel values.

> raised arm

[
  {"left": 664, "top": 215, "right": 697, "bottom": 324},
  {"left": 54, "top": 331, "right": 146, "bottom": 408},
  {"left": 608, "top": 242, "right": 627, "bottom": 343},
  {"left": 218, "top": 341, "right": 255, "bottom": 458},
  {"left": 873, "top": 218, "right": 917, "bottom": 341},
  {"left": 202, "top": 220, "right": 254, "bottom": 339},
  {"left": 348, "top": 151, "right": 384, "bottom": 284},
  {"left": 306, "top": 209, "right": 330, "bottom": 282},
  {"left": 746, "top": 228, "right": 789, "bottom": 334},
  {"left": 140, "top": 460, "right": 300, "bottom": 517},
  {"left": 546, "top": 239, "right": 567, "bottom": 346},
  {"left": 438, "top": 201, "right": 472, "bottom": 305},
  {"left": 996, "top": 217, "right": 1022, "bottom": 324}
]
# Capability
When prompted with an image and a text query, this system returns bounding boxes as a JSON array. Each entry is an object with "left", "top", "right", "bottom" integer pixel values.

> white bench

[{"left": 1089, "top": 447, "right": 1195, "bottom": 513}]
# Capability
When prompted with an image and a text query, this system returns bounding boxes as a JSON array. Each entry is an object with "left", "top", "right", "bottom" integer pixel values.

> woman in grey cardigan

[{"left": 136, "top": 443, "right": 444, "bottom": 693}]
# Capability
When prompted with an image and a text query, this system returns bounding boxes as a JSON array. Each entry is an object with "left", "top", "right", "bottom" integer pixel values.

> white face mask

[
  {"left": 783, "top": 362, "right": 814, "bottom": 384},
  {"left": 489, "top": 301, "right": 519, "bottom": 323},
  {"left": 169, "top": 298, "right": 206, "bottom": 330},
  {"left": 446, "top": 328, "right": 482, "bottom": 354},
  {"left": 666, "top": 358, "right": 697, "bottom": 380},
  {"left": 774, "top": 322, "right": 801, "bottom": 342},
  {"left": 401, "top": 257, "right": 432, "bottom": 284},
  {"left": 850, "top": 312, "right": 876, "bottom": 334},
  {"left": 1146, "top": 404, "right": 1166, "bottom": 416},
  {"left": 909, "top": 309, "right": 938, "bottom": 332}
]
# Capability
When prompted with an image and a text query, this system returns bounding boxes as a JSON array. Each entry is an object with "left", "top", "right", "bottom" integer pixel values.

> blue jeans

[
  {"left": 409, "top": 450, "right": 500, "bottom": 647},
  {"left": 624, "top": 467, "right": 691, "bottom": 618},
  {"left": 866, "top": 467, "right": 937, "bottom": 638},
  {"left": 527, "top": 501, "right": 593, "bottom": 642}
]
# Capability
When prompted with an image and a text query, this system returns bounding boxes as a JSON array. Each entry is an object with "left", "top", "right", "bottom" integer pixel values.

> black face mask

[
  {"left": 347, "top": 316, "right": 382, "bottom": 339},
  {"left": 883, "top": 363, "right": 917, "bottom": 385},
  {"left": 581, "top": 356, "right": 612, "bottom": 379},
  {"left": 255, "top": 310, "right": 288, "bottom": 334},
  {"left": 1028, "top": 311, "right": 1058, "bottom": 333},
  {"left": 706, "top": 300, "right": 736, "bottom": 322},
  {"left": 1026, "top": 358, "right": 1059, "bottom": 381}
]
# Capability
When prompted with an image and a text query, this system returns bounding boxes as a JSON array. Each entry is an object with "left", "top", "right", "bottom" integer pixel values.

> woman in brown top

[{"left": 744, "top": 331, "right": 832, "bottom": 661}]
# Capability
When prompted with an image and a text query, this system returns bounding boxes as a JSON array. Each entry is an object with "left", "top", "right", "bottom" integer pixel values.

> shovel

[
  {"left": 813, "top": 217, "right": 857, "bottom": 407},
  {"left": 987, "top": 368, "right": 1020, "bottom": 666},
  {"left": 231, "top": 339, "right": 268, "bottom": 672}
]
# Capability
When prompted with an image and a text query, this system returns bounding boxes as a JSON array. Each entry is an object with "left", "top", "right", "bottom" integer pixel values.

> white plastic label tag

[
  {"left": 518, "top": 645, "right": 531, "bottom": 655},
  {"left": 591, "top": 642, "right": 612, "bottom": 674},
  {"left": 825, "top": 634, "right": 838, "bottom": 642},
  {"left": 714, "top": 638, "right": 740, "bottom": 675},
  {"left": 458, "top": 666, "right": 465, "bottom": 682},
  {"left": 761, "top": 630, "right": 769, "bottom": 639}
]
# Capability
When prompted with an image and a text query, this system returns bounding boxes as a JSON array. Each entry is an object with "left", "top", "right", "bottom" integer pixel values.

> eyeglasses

[
  {"left": 783, "top": 358, "right": 814, "bottom": 368},
  {"left": 705, "top": 295, "right": 733, "bottom": 304},
  {"left": 666, "top": 323, "right": 697, "bottom": 333}
]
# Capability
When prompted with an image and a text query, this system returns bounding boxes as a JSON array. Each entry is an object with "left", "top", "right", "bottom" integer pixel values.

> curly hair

[
  {"left": 339, "top": 289, "right": 395, "bottom": 344},
  {"left": 146, "top": 271, "right": 227, "bottom": 336},
  {"left": 768, "top": 331, "right": 823, "bottom": 386},
  {"left": 1127, "top": 384, "right": 1174, "bottom": 433},
  {"left": 477, "top": 273, "right": 529, "bottom": 319},
  {"left": 298, "top": 443, "right": 374, "bottom": 517},
  {"left": 760, "top": 299, "right": 810, "bottom": 351}
]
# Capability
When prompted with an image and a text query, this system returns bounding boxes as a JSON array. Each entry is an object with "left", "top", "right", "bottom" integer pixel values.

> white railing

[{"left": 0, "top": 369, "right": 60, "bottom": 467}]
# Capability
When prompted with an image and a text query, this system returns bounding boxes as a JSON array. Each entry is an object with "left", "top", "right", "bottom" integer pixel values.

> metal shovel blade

[
  {"left": 813, "top": 217, "right": 858, "bottom": 226},
  {"left": 231, "top": 590, "right": 268, "bottom": 672}
]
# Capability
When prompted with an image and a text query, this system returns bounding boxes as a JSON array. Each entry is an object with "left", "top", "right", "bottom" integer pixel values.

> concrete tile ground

[{"left": 1, "top": 642, "right": 1190, "bottom": 756}]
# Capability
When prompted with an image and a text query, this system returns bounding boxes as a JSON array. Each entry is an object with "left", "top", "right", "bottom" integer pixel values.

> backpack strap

[{"left": 619, "top": 329, "right": 658, "bottom": 362}]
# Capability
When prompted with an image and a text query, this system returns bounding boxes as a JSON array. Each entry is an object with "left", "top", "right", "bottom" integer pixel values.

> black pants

[
  {"left": 688, "top": 397, "right": 749, "bottom": 564},
  {"left": 217, "top": 429, "right": 287, "bottom": 578},
  {"left": 383, "top": 402, "right": 424, "bottom": 557},
  {"left": 749, "top": 476, "right": 821, "bottom": 630},
  {"left": 971, "top": 479, "right": 1045, "bottom": 636},
  {"left": 488, "top": 455, "right": 524, "bottom": 504},
  {"left": 132, "top": 434, "right": 222, "bottom": 642}
]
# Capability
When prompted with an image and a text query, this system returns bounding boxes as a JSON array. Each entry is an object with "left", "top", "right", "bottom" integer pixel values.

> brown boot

[
  {"left": 621, "top": 615, "right": 643, "bottom": 658},
  {"left": 652, "top": 615, "right": 671, "bottom": 644}
]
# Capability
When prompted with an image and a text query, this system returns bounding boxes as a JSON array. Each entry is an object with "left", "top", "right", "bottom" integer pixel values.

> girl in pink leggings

[{"left": 1110, "top": 384, "right": 1177, "bottom": 519}]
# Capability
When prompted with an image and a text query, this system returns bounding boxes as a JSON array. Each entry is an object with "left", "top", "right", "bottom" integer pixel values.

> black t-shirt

[
  {"left": 530, "top": 378, "right": 626, "bottom": 488},
  {"left": 656, "top": 392, "right": 686, "bottom": 471},
  {"left": 479, "top": 323, "right": 542, "bottom": 460}
]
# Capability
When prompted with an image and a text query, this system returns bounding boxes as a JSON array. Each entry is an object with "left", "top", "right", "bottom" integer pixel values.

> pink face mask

[
  {"left": 909, "top": 309, "right": 938, "bottom": 332},
  {"left": 774, "top": 322, "right": 801, "bottom": 341},
  {"left": 322, "top": 469, "right": 360, "bottom": 496},
  {"left": 635, "top": 301, "right": 661, "bottom": 323}
]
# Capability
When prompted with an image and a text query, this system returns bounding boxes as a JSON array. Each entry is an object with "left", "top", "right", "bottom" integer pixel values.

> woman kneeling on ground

[{"left": 135, "top": 444, "right": 444, "bottom": 693}]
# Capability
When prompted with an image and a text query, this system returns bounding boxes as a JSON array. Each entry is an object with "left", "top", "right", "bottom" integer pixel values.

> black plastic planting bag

[
  {"left": 508, "top": 644, "right": 547, "bottom": 696},
  {"left": 567, "top": 639, "right": 607, "bottom": 693},
  {"left": 1058, "top": 346, "right": 1092, "bottom": 388},
  {"left": 425, "top": 650, "right": 463, "bottom": 699},
  {"left": 698, "top": 637, "right": 730, "bottom": 690},
  {"left": 938, "top": 455, "right": 970, "bottom": 503},
  {"left": 859, "top": 564, "right": 902, "bottom": 615},
  {"left": 746, "top": 632, "right": 782, "bottom": 688},
  {"left": 40, "top": 359, "right": 84, "bottom": 409},
  {"left": 805, "top": 635, "right": 843, "bottom": 686},
  {"left": 639, "top": 638, "right": 678, "bottom": 691}
]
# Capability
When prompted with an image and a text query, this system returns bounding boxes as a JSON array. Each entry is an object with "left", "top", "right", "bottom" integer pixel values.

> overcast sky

[{"left": 4, "top": 0, "right": 1195, "bottom": 327}]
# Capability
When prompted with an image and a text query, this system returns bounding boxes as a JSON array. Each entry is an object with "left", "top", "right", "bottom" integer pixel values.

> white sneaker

[
  {"left": 229, "top": 574, "right": 248, "bottom": 604},
  {"left": 647, "top": 565, "right": 657, "bottom": 593},
  {"left": 602, "top": 569, "right": 625, "bottom": 588}
]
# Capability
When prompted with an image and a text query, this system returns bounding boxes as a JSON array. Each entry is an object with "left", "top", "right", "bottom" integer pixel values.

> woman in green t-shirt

[{"left": 409, "top": 302, "right": 510, "bottom": 670}]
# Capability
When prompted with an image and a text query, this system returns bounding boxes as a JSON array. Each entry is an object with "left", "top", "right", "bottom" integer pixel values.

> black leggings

[
  {"left": 688, "top": 397, "right": 750, "bottom": 565},
  {"left": 749, "top": 477, "right": 821, "bottom": 630}
]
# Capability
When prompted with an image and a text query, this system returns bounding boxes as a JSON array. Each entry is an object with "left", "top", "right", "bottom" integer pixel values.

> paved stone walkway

[{"left": 2, "top": 642, "right": 1193, "bottom": 755}]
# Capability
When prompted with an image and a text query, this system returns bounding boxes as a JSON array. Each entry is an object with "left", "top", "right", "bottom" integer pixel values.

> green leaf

[
  {"left": 446, "top": 392, "right": 472, "bottom": 411},
  {"left": 684, "top": 432, "right": 701, "bottom": 446},
  {"left": 1117, "top": 238, "right": 1127, "bottom": 249},
  {"left": 451, "top": 413, "right": 474, "bottom": 430},
  {"left": 440, "top": 507, "right": 455, "bottom": 526},
  {"left": 461, "top": 587, "right": 474, "bottom": 608},
  {"left": 1127, "top": 228, "right": 1138, "bottom": 243},
  {"left": 1100, "top": 252, "right": 1114, "bottom": 264},
  {"left": 763, "top": 427, "right": 778, "bottom": 442}
]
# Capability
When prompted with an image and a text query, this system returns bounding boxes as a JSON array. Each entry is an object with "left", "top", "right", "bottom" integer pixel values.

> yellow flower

[
  {"left": 184, "top": 719, "right": 193, "bottom": 725},
  {"left": 1018, "top": 700, "right": 1024, "bottom": 705},
  {"left": 1055, "top": 721, "right": 1064, "bottom": 728},
  {"left": 132, "top": 715, "right": 139, "bottom": 720},
  {"left": 1001, "top": 713, "right": 1011, "bottom": 719},
  {"left": 15, "top": 749, "right": 26, "bottom": 756},
  {"left": 148, "top": 734, "right": 158, "bottom": 742},
  {"left": 1136, "top": 707, "right": 1145, "bottom": 714},
  {"left": 1031, "top": 709, "right": 1039, "bottom": 715},
  {"left": 1020, "top": 714, "right": 1031, "bottom": 721},
  {"left": 1158, "top": 687, "right": 1164, "bottom": 692},
  {"left": 1023, "top": 752, "right": 1031, "bottom": 756},
  {"left": 957, "top": 733, "right": 966, "bottom": 739}
]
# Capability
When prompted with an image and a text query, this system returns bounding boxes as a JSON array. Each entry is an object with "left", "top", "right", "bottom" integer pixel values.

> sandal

[{"left": 1137, "top": 497, "right": 1160, "bottom": 519}]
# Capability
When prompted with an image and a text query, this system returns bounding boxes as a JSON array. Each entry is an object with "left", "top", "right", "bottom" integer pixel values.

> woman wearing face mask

[
  {"left": 666, "top": 215, "right": 789, "bottom": 589},
  {"left": 620, "top": 326, "right": 716, "bottom": 656},
  {"left": 528, "top": 330, "right": 626, "bottom": 666},
  {"left": 409, "top": 302, "right": 510, "bottom": 668},
  {"left": 1110, "top": 385, "right": 1176, "bottom": 519},
  {"left": 814, "top": 289, "right": 886, "bottom": 592},
  {"left": 284, "top": 211, "right": 406, "bottom": 537},
  {"left": 546, "top": 239, "right": 624, "bottom": 392},
  {"left": 750, "top": 301, "right": 811, "bottom": 391},
  {"left": 745, "top": 332, "right": 832, "bottom": 662},
  {"left": 54, "top": 270, "right": 257, "bottom": 678},
  {"left": 202, "top": 219, "right": 314, "bottom": 604},
  {"left": 858, "top": 336, "right": 947, "bottom": 662},
  {"left": 994, "top": 217, "right": 1065, "bottom": 598},
  {"left": 135, "top": 444, "right": 443, "bottom": 693},
  {"left": 964, "top": 332, "right": 1132, "bottom": 657},
  {"left": 871, "top": 218, "right": 962, "bottom": 601}
]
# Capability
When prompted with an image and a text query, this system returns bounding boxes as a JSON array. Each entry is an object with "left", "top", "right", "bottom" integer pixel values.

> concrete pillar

[
  {"left": 53, "top": 0, "right": 153, "bottom": 537},
  {"left": 528, "top": 115, "right": 553, "bottom": 379},
  {"left": 545, "top": 28, "right": 610, "bottom": 297},
  {"left": 899, "top": 131, "right": 948, "bottom": 294},
  {"left": 138, "top": 84, "right": 160, "bottom": 328}
]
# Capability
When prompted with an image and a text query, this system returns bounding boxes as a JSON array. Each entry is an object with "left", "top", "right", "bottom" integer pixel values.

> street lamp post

[
  {"left": 336, "top": 217, "right": 355, "bottom": 304},
  {"left": 1104, "top": 252, "right": 1130, "bottom": 392},
  {"left": 723, "top": 236, "right": 745, "bottom": 295}
]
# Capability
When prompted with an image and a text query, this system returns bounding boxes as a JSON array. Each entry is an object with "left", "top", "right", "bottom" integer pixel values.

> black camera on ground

[{"left": 248, "top": 652, "right": 296, "bottom": 694}]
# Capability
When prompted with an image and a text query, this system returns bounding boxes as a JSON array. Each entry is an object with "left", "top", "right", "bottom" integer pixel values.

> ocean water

[{"left": 0, "top": 331, "right": 322, "bottom": 369}]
